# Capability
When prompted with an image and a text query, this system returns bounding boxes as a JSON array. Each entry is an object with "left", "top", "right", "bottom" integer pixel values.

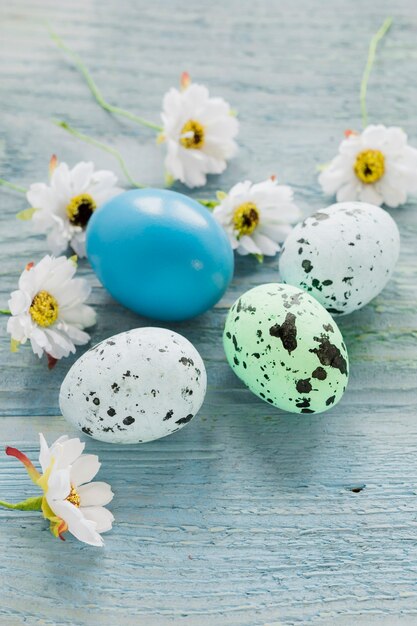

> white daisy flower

[
  {"left": 7, "top": 255, "right": 96, "bottom": 363},
  {"left": 319, "top": 125, "right": 417, "bottom": 208},
  {"left": 212, "top": 177, "right": 301, "bottom": 257},
  {"left": 159, "top": 73, "right": 239, "bottom": 188},
  {"left": 25, "top": 157, "right": 121, "bottom": 257},
  {"left": 2, "top": 434, "right": 114, "bottom": 546},
  {"left": 38, "top": 434, "right": 114, "bottom": 546}
]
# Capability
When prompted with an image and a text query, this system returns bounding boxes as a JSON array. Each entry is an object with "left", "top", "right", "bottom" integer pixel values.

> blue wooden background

[{"left": 1, "top": 0, "right": 417, "bottom": 624}]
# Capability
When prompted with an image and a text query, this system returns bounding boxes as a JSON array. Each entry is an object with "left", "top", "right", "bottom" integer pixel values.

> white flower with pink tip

[{"left": 159, "top": 73, "right": 239, "bottom": 188}]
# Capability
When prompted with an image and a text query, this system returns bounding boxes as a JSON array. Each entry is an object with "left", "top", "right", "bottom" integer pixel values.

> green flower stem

[
  {"left": 55, "top": 120, "right": 217, "bottom": 199},
  {"left": 48, "top": 26, "right": 163, "bottom": 133},
  {"left": 54, "top": 120, "right": 145, "bottom": 189},
  {"left": 0, "top": 179, "right": 27, "bottom": 194},
  {"left": 360, "top": 17, "right": 393, "bottom": 128},
  {"left": 0, "top": 495, "right": 43, "bottom": 511},
  {"left": 0, "top": 309, "right": 11, "bottom": 315}
]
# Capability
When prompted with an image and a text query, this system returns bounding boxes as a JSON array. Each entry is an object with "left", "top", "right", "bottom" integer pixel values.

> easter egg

[
  {"left": 86, "top": 188, "right": 234, "bottom": 321},
  {"left": 223, "top": 283, "right": 349, "bottom": 414},
  {"left": 59, "top": 327, "right": 207, "bottom": 444},
  {"left": 279, "top": 201, "right": 400, "bottom": 315}
]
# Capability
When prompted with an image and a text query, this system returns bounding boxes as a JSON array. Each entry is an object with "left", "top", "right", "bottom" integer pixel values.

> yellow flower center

[
  {"left": 353, "top": 149, "right": 385, "bottom": 184},
  {"left": 180, "top": 119, "right": 205, "bottom": 149},
  {"left": 232, "top": 202, "right": 260, "bottom": 237},
  {"left": 66, "top": 485, "right": 81, "bottom": 507},
  {"left": 66, "top": 193, "right": 97, "bottom": 227},
  {"left": 29, "top": 290, "right": 59, "bottom": 327}
]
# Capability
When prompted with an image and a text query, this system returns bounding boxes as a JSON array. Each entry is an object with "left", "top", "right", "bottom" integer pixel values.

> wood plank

[{"left": 0, "top": 0, "right": 417, "bottom": 623}]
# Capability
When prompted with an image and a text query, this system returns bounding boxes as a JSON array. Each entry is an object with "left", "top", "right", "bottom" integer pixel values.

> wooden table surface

[{"left": 1, "top": 1, "right": 417, "bottom": 624}]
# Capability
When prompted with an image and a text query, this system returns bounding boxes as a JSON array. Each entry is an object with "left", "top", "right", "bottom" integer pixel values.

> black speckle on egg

[
  {"left": 302, "top": 259, "right": 313, "bottom": 273},
  {"left": 269, "top": 313, "right": 297, "bottom": 354},
  {"left": 309, "top": 334, "right": 348, "bottom": 375},
  {"left": 232, "top": 335, "right": 242, "bottom": 353},
  {"left": 93, "top": 397, "right": 100, "bottom": 406},
  {"left": 123, "top": 416, "right": 135, "bottom": 425},
  {"left": 236, "top": 299, "right": 256, "bottom": 314},
  {"left": 107, "top": 407, "right": 116, "bottom": 417},
  {"left": 164, "top": 409, "right": 174, "bottom": 421},
  {"left": 312, "top": 211, "right": 329, "bottom": 221},
  {"left": 175, "top": 414, "right": 194, "bottom": 425},
  {"left": 296, "top": 379, "right": 312, "bottom": 394},
  {"left": 179, "top": 357, "right": 194, "bottom": 366},
  {"left": 82, "top": 426, "right": 93, "bottom": 436},
  {"left": 312, "top": 367, "right": 327, "bottom": 380}
]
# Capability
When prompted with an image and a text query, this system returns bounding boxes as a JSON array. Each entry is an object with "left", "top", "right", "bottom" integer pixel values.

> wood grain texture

[{"left": 1, "top": 0, "right": 417, "bottom": 624}]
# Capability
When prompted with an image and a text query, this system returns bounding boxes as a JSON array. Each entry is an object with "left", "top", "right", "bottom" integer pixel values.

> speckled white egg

[
  {"left": 279, "top": 202, "right": 400, "bottom": 315},
  {"left": 59, "top": 327, "right": 207, "bottom": 444}
]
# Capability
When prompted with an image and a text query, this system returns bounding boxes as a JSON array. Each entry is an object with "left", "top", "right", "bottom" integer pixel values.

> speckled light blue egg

[{"left": 86, "top": 189, "right": 234, "bottom": 321}]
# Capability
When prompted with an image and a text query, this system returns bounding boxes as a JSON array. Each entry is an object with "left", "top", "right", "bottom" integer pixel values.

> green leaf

[
  {"left": 0, "top": 495, "right": 43, "bottom": 511},
  {"left": 253, "top": 254, "right": 264, "bottom": 264},
  {"left": 17, "top": 207, "right": 38, "bottom": 221},
  {"left": 198, "top": 199, "right": 218, "bottom": 210}
]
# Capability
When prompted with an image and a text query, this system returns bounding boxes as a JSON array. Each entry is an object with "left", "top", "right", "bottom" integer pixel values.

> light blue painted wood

[{"left": 0, "top": 0, "right": 417, "bottom": 623}]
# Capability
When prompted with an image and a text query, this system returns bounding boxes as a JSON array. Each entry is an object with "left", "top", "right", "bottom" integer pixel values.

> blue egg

[{"left": 86, "top": 189, "right": 234, "bottom": 321}]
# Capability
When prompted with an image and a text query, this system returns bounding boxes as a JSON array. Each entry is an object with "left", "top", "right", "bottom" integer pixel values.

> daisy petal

[
  {"left": 39, "top": 433, "right": 51, "bottom": 473},
  {"left": 47, "top": 468, "right": 71, "bottom": 501},
  {"left": 81, "top": 506, "right": 115, "bottom": 533},
  {"left": 252, "top": 232, "right": 280, "bottom": 256},
  {"left": 78, "top": 482, "right": 114, "bottom": 507},
  {"left": 71, "top": 454, "right": 101, "bottom": 487},
  {"left": 50, "top": 499, "right": 104, "bottom": 546},
  {"left": 8, "top": 290, "right": 31, "bottom": 316},
  {"left": 53, "top": 437, "right": 85, "bottom": 470}
]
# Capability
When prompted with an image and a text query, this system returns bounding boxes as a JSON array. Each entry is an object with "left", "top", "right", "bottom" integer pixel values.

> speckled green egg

[{"left": 223, "top": 283, "right": 349, "bottom": 414}]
